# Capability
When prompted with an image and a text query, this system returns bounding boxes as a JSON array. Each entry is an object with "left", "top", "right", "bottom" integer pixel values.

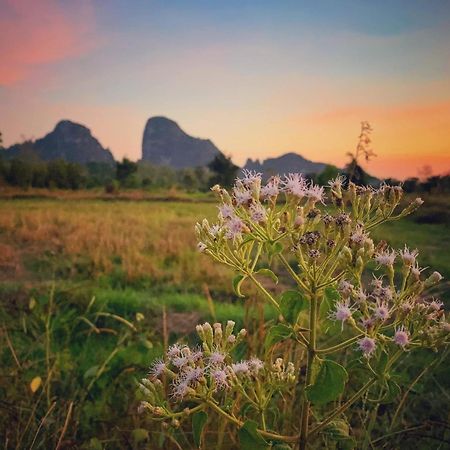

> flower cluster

[
  {"left": 141, "top": 170, "right": 447, "bottom": 448},
  {"left": 138, "top": 321, "right": 297, "bottom": 422}
]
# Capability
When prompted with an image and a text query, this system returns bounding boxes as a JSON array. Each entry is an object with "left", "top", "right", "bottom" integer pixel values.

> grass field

[{"left": 0, "top": 197, "right": 449, "bottom": 448}]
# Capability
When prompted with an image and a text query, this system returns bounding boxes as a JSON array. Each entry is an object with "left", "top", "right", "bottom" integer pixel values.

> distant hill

[
  {"left": 244, "top": 152, "right": 327, "bottom": 177},
  {"left": 2, "top": 120, "right": 115, "bottom": 165},
  {"left": 141, "top": 116, "right": 222, "bottom": 169}
]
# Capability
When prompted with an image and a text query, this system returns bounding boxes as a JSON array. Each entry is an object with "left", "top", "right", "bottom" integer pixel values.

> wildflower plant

[{"left": 139, "top": 171, "right": 448, "bottom": 449}]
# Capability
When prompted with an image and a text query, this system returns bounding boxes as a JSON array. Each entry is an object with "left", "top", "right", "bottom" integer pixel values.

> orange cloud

[{"left": 0, "top": 0, "right": 97, "bottom": 85}]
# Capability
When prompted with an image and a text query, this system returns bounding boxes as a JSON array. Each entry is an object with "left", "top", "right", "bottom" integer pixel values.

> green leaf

[
  {"left": 306, "top": 359, "right": 348, "bottom": 405},
  {"left": 279, "top": 290, "right": 307, "bottom": 325},
  {"left": 192, "top": 411, "right": 208, "bottom": 447},
  {"left": 238, "top": 420, "right": 269, "bottom": 450},
  {"left": 232, "top": 274, "right": 247, "bottom": 298},
  {"left": 84, "top": 365, "right": 99, "bottom": 379},
  {"left": 320, "top": 287, "right": 339, "bottom": 319},
  {"left": 323, "top": 419, "right": 356, "bottom": 450},
  {"left": 255, "top": 268, "right": 278, "bottom": 284},
  {"left": 375, "top": 350, "right": 389, "bottom": 375},
  {"left": 381, "top": 379, "right": 401, "bottom": 404},
  {"left": 265, "top": 324, "right": 293, "bottom": 349},
  {"left": 267, "top": 241, "right": 284, "bottom": 257}
]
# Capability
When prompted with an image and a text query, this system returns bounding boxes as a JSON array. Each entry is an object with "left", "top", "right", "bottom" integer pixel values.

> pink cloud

[{"left": 0, "top": 0, "right": 97, "bottom": 86}]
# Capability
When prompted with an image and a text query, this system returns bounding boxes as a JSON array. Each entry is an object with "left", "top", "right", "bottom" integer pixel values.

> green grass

[{"left": 0, "top": 197, "right": 448, "bottom": 448}]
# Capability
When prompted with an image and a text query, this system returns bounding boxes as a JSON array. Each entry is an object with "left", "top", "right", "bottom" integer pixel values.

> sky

[{"left": 1, "top": 0, "right": 450, "bottom": 180}]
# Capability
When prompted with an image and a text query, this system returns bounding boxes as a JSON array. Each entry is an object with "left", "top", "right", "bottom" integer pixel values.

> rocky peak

[{"left": 141, "top": 116, "right": 222, "bottom": 169}]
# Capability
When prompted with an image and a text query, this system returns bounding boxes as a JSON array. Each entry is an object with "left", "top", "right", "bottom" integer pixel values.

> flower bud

[
  {"left": 225, "top": 320, "right": 235, "bottom": 338},
  {"left": 425, "top": 271, "right": 443, "bottom": 287}
]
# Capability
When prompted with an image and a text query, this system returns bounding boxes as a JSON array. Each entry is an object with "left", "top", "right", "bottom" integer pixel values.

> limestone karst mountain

[
  {"left": 244, "top": 152, "right": 327, "bottom": 177},
  {"left": 2, "top": 120, "right": 115, "bottom": 165},
  {"left": 141, "top": 116, "right": 222, "bottom": 169}
]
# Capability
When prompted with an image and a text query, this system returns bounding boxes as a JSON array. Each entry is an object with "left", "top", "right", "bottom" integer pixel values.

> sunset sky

[{"left": 1, "top": 0, "right": 449, "bottom": 179}]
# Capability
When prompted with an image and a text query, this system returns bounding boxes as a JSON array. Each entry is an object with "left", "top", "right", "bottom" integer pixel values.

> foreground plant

[{"left": 139, "top": 171, "right": 448, "bottom": 449}]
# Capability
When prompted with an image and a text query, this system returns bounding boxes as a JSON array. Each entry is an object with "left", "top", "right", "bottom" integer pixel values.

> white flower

[
  {"left": 233, "top": 187, "right": 252, "bottom": 206},
  {"left": 398, "top": 246, "right": 418, "bottom": 266},
  {"left": 374, "top": 249, "right": 396, "bottom": 266},
  {"left": 281, "top": 173, "right": 307, "bottom": 197},
  {"left": 225, "top": 216, "right": 246, "bottom": 240},
  {"left": 218, "top": 204, "right": 234, "bottom": 219},
  {"left": 250, "top": 203, "right": 267, "bottom": 223},
  {"left": 306, "top": 183, "right": 326, "bottom": 204},
  {"left": 239, "top": 169, "right": 262, "bottom": 188},
  {"left": 231, "top": 361, "right": 250, "bottom": 376},
  {"left": 260, "top": 177, "right": 280, "bottom": 200},
  {"left": 149, "top": 359, "right": 166, "bottom": 378}
]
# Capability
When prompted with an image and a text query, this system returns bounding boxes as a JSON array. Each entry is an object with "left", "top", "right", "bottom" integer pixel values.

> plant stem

[
  {"left": 278, "top": 254, "right": 310, "bottom": 293},
  {"left": 316, "top": 334, "right": 363, "bottom": 355},
  {"left": 309, "top": 378, "right": 376, "bottom": 438},
  {"left": 299, "top": 289, "right": 319, "bottom": 450},
  {"left": 205, "top": 400, "right": 299, "bottom": 443},
  {"left": 248, "top": 273, "right": 281, "bottom": 313}
]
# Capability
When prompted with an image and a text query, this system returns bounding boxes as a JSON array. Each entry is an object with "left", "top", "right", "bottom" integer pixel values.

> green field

[{"left": 0, "top": 198, "right": 449, "bottom": 449}]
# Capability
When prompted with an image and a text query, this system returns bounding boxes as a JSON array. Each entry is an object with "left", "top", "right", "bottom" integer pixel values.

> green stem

[
  {"left": 309, "top": 378, "right": 376, "bottom": 438},
  {"left": 205, "top": 400, "right": 298, "bottom": 442},
  {"left": 248, "top": 273, "right": 281, "bottom": 313},
  {"left": 299, "top": 289, "right": 319, "bottom": 450},
  {"left": 316, "top": 334, "right": 363, "bottom": 355},
  {"left": 278, "top": 253, "right": 310, "bottom": 293}
]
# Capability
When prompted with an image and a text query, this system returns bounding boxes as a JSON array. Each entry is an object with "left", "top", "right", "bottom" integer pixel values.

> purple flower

[
  {"left": 350, "top": 226, "right": 368, "bottom": 245},
  {"left": 167, "top": 344, "right": 183, "bottom": 360},
  {"left": 248, "top": 357, "right": 264, "bottom": 374},
  {"left": 181, "top": 367, "right": 204, "bottom": 385},
  {"left": 394, "top": 327, "right": 410, "bottom": 348},
  {"left": 358, "top": 337, "right": 376, "bottom": 357},
  {"left": 239, "top": 169, "right": 262, "bottom": 188},
  {"left": 149, "top": 359, "right": 166, "bottom": 378},
  {"left": 250, "top": 203, "right": 267, "bottom": 223},
  {"left": 231, "top": 361, "right": 250, "bottom": 376},
  {"left": 260, "top": 177, "right": 280, "bottom": 200},
  {"left": 373, "top": 300, "right": 390, "bottom": 322},
  {"left": 233, "top": 187, "right": 253, "bottom": 206},
  {"left": 225, "top": 216, "right": 246, "bottom": 240},
  {"left": 208, "top": 351, "right": 226, "bottom": 366},
  {"left": 329, "top": 299, "right": 353, "bottom": 328},
  {"left": 338, "top": 280, "right": 354, "bottom": 297},
  {"left": 171, "top": 380, "right": 190, "bottom": 400},
  {"left": 218, "top": 204, "right": 234, "bottom": 219},
  {"left": 211, "top": 369, "right": 229, "bottom": 390}
]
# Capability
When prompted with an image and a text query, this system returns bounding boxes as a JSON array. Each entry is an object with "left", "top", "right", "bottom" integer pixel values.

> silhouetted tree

[
  {"left": 8, "top": 158, "right": 33, "bottom": 188},
  {"left": 403, "top": 177, "right": 419, "bottom": 193},
  {"left": 116, "top": 158, "right": 138, "bottom": 186},
  {"left": 47, "top": 160, "right": 69, "bottom": 188},
  {"left": 317, "top": 165, "right": 340, "bottom": 186},
  {"left": 208, "top": 154, "right": 239, "bottom": 189}
]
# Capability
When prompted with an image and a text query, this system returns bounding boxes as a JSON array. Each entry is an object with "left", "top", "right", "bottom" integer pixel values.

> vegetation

[{"left": 0, "top": 190, "right": 448, "bottom": 448}]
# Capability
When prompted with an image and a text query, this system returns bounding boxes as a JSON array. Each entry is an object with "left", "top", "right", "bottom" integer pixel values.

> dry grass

[{"left": 0, "top": 199, "right": 230, "bottom": 290}]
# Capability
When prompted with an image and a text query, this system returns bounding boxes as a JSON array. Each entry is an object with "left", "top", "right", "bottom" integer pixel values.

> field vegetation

[{"left": 0, "top": 194, "right": 449, "bottom": 448}]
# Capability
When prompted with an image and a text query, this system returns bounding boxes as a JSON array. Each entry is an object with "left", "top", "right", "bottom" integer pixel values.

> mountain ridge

[{"left": 2, "top": 120, "right": 115, "bottom": 165}]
